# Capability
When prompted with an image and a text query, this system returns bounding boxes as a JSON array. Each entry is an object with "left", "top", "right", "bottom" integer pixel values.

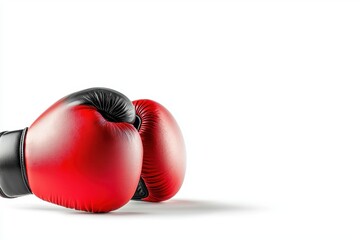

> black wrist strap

[
  {"left": 132, "top": 177, "right": 149, "bottom": 200},
  {"left": 0, "top": 128, "right": 32, "bottom": 198}
]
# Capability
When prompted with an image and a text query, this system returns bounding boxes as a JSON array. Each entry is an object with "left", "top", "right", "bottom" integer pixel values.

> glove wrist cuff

[
  {"left": 132, "top": 177, "right": 149, "bottom": 200},
  {"left": 0, "top": 128, "right": 32, "bottom": 198}
]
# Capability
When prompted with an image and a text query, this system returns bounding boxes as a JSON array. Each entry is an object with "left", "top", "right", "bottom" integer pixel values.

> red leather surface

[
  {"left": 133, "top": 100, "right": 186, "bottom": 202},
  {"left": 25, "top": 100, "right": 143, "bottom": 212}
]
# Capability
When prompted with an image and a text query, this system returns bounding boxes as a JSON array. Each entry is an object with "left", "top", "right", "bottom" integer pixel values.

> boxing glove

[
  {"left": 131, "top": 100, "right": 186, "bottom": 202},
  {"left": 0, "top": 88, "right": 143, "bottom": 212}
]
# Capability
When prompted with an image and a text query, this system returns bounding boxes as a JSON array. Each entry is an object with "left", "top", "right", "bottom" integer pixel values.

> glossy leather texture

[
  {"left": 1, "top": 88, "right": 143, "bottom": 212},
  {"left": 132, "top": 100, "right": 186, "bottom": 202},
  {"left": 0, "top": 129, "right": 31, "bottom": 198}
]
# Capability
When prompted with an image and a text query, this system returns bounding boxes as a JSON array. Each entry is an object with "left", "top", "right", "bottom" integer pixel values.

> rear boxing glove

[
  {"left": 131, "top": 100, "right": 186, "bottom": 202},
  {"left": 0, "top": 88, "right": 143, "bottom": 212}
]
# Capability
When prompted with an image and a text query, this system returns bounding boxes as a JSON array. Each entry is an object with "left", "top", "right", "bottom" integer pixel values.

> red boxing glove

[
  {"left": 132, "top": 100, "right": 186, "bottom": 202},
  {"left": 0, "top": 88, "right": 143, "bottom": 212}
]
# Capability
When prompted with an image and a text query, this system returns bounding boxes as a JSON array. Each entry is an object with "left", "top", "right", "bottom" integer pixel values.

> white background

[{"left": 1, "top": 0, "right": 360, "bottom": 239}]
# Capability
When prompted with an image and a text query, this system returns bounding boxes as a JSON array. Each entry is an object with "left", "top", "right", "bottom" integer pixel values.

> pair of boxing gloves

[{"left": 0, "top": 88, "right": 186, "bottom": 213}]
